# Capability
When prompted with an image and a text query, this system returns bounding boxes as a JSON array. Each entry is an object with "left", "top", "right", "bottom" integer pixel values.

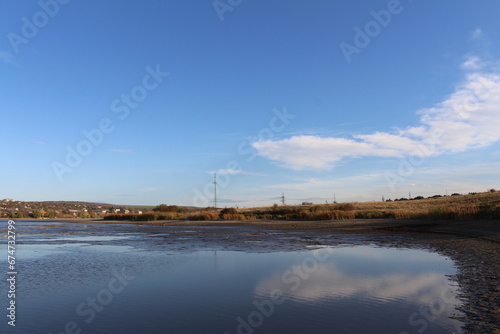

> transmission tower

[
  {"left": 281, "top": 193, "right": 285, "bottom": 205},
  {"left": 213, "top": 173, "right": 217, "bottom": 209}
]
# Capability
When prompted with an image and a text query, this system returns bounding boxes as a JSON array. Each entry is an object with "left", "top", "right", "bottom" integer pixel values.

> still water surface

[{"left": 1, "top": 221, "right": 463, "bottom": 333}]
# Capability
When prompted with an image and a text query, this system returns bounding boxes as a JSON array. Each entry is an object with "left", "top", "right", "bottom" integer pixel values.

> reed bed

[{"left": 104, "top": 190, "right": 500, "bottom": 222}]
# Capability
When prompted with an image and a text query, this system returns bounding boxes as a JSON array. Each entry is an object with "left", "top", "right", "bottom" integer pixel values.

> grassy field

[{"left": 104, "top": 190, "right": 500, "bottom": 221}]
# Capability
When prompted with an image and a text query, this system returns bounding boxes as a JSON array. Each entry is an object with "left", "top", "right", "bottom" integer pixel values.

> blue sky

[{"left": 1, "top": 0, "right": 500, "bottom": 207}]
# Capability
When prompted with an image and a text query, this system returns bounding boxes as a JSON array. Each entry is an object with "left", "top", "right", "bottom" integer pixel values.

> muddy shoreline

[{"left": 62, "top": 218, "right": 499, "bottom": 333}]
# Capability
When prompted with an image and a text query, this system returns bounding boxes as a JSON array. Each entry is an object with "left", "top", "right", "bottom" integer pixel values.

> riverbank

[{"left": 60, "top": 218, "right": 498, "bottom": 333}]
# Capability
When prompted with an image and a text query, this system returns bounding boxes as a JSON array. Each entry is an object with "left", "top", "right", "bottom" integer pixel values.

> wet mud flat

[
  {"left": 19, "top": 218, "right": 497, "bottom": 333},
  {"left": 74, "top": 218, "right": 500, "bottom": 334}
]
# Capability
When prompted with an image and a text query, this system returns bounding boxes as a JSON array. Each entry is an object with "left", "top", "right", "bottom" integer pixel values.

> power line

[{"left": 213, "top": 173, "right": 217, "bottom": 209}]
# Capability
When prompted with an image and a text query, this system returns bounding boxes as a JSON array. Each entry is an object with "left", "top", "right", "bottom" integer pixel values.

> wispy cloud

[
  {"left": 471, "top": 28, "right": 483, "bottom": 40},
  {"left": 263, "top": 162, "right": 500, "bottom": 201},
  {"left": 209, "top": 168, "right": 263, "bottom": 176},
  {"left": 0, "top": 51, "right": 13, "bottom": 64},
  {"left": 253, "top": 58, "right": 500, "bottom": 171},
  {"left": 460, "top": 55, "right": 483, "bottom": 71},
  {"left": 217, "top": 198, "right": 239, "bottom": 204},
  {"left": 266, "top": 173, "right": 385, "bottom": 192}
]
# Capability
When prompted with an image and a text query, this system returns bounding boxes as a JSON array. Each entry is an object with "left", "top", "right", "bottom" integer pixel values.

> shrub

[
  {"left": 283, "top": 209, "right": 355, "bottom": 220},
  {"left": 299, "top": 210, "right": 314, "bottom": 220},
  {"left": 219, "top": 208, "right": 243, "bottom": 220},
  {"left": 220, "top": 207, "right": 238, "bottom": 215},
  {"left": 78, "top": 212, "right": 90, "bottom": 219},
  {"left": 31, "top": 210, "right": 43, "bottom": 218},
  {"left": 13, "top": 212, "right": 25, "bottom": 218},
  {"left": 355, "top": 211, "right": 395, "bottom": 219},
  {"left": 152, "top": 204, "right": 179, "bottom": 212},
  {"left": 104, "top": 213, "right": 148, "bottom": 221},
  {"left": 324, "top": 210, "right": 355, "bottom": 220},
  {"left": 187, "top": 212, "right": 219, "bottom": 220},
  {"left": 221, "top": 213, "right": 246, "bottom": 220},
  {"left": 46, "top": 210, "right": 57, "bottom": 218},
  {"left": 153, "top": 212, "right": 180, "bottom": 220}
]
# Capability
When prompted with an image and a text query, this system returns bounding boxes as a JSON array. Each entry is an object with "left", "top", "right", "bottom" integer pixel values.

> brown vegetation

[
  {"left": 8, "top": 190, "right": 498, "bottom": 222},
  {"left": 102, "top": 190, "right": 500, "bottom": 222},
  {"left": 152, "top": 204, "right": 180, "bottom": 213}
]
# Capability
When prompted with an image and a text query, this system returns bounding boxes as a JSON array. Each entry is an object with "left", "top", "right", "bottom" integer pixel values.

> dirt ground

[{"left": 73, "top": 218, "right": 499, "bottom": 333}]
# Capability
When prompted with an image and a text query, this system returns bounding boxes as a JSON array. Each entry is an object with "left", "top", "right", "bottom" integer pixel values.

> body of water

[{"left": 0, "top": 220, "right": 463, "bottom": 333}]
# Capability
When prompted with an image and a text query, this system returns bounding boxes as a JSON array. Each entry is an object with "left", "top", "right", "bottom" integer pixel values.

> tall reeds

[{"left": 103, "top": 190, "right": 500, "bottom": 222}]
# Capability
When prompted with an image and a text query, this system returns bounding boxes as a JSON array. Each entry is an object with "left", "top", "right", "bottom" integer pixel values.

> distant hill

[
  {"left": 0, "top": 200, "right": 148, "bottom": 219},
  {"left": 0, "top": 199, "right": 200, "bottom": 219}
]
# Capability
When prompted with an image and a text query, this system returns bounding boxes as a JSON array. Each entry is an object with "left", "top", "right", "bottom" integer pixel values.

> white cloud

[
  {"left": 209, "top": 168, "right": 262, "bottom": 176},
  {"left": 471, "top": 28, "right": 483, "bottom": 40},
  {"left": 460, "top": 55, "right": 482, "bottom": 71},
  {"left": 253, "top": 136, "right": 402, "bottom": 170},
  {"left": 253, "top": 61, "right": 500, "bottom": 171},
  {"left": 254, "top": 257, "right": 459, "bottom": 308}
]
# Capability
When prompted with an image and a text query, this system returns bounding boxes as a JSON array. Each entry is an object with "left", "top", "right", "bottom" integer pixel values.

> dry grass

[
  {"left": 351, "top": 191, "right": 500, "bottom": 220},
  {"left": 104, "top": 190, "right": 500, "bottom": 222}
]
